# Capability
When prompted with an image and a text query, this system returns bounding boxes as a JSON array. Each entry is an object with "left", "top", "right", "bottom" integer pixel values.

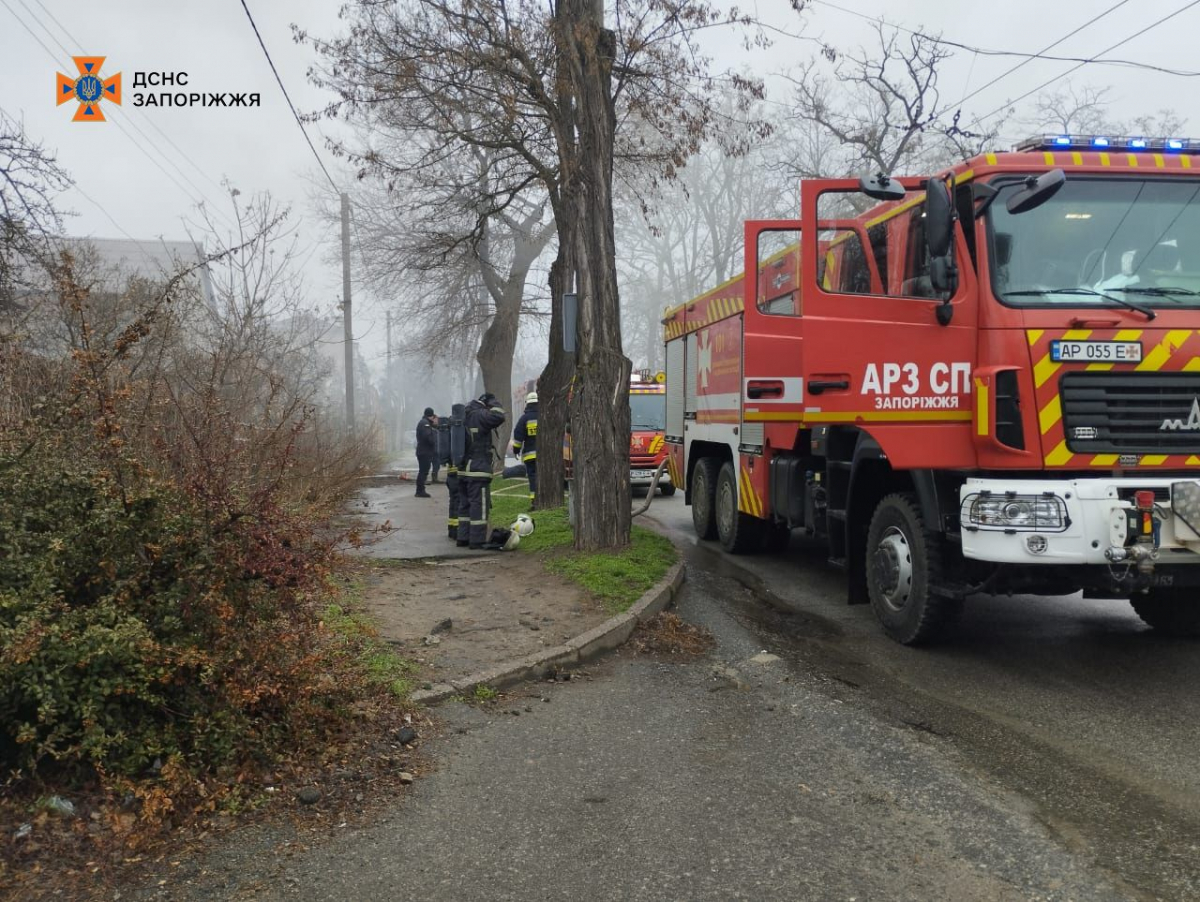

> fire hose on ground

[
  {"left": 568, "top": 457, "right": 670, "bottom": 525},
  {"left": 631, "top": 458, "right": 670, "bottom": 519}
]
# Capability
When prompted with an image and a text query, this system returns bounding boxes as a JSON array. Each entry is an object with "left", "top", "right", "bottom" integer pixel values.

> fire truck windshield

[
  {"left": 629, "top": 392, "right": 665, "bottom": 431},
  {"left": 989, "top": 176, "right": 1200, "bottom": 309}
]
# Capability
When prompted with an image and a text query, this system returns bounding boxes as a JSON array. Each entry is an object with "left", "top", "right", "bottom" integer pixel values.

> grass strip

[
  {"left": 322, "top": 580, "right": 419, "bottom": 701},
  {"left": 490, "top": 480, "right": 677, "bottom": 613}
]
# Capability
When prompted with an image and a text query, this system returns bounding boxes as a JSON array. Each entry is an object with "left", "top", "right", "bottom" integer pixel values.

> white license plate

[
  {"left": 1050, "top": 340, "right": 1142, "bottom": 362},
  {"left": 630, "top": 470, "right": 654, "bottom": 479}
]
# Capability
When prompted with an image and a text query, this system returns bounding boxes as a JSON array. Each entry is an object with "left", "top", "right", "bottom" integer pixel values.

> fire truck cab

[
  {"left": 628, "top": 371, "right": 674, "bottom": 495},
  {"left": 664, "top": 135, "right": 1200, "bottom": 644},
  {"left": 564, "top": 371, "right": 675, "bottom": 494}
]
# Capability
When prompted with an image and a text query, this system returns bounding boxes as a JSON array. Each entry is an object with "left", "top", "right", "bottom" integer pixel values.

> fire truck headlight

[{"left": 962, "top": 493, "right": 1068, "bottom": 532}]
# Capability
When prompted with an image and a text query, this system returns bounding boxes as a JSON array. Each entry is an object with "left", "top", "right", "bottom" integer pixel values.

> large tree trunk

[
  {"left": 537, "top": 8, "right": 580, "bottom": 515},
  {"left": 562, "top": 0, "right": 631, "bottom": 551},
  {"left": 476, "top": 297, "right": 519, "bottom": 469},
  {"left": 536, "top": 245, "right": 574, "bottom": 511}
]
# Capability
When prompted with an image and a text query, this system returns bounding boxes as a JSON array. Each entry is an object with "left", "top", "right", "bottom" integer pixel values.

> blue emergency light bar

[{"left": 1016, "top": 134, "right": 1198, "bottom": 153}]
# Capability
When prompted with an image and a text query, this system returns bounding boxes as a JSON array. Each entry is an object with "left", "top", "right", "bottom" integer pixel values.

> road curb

[{"left": 411, "top": 558, "right": 686, "bottom": 705}]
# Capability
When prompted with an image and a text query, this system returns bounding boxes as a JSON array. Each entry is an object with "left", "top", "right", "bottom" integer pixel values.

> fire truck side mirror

[
  {"left": 926, "top": 177, "right": 959, "bottom": 318},
  {"left": 1005, "top": 168, "right": 1066, "bottom": 215},
  {"left": 925, "top": 178, "right": 955, "bottom": 259},
  {"left": 859, "top": 173, "right": 905, "bottom": 202}
]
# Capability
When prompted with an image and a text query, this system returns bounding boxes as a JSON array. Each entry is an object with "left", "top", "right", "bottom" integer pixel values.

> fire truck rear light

[
  {"left": 1135, "top": 490, "right": 1155, "bottom": 511},
  {"left": 962, "top": 493, "right": 1068, "bottom": 532}
]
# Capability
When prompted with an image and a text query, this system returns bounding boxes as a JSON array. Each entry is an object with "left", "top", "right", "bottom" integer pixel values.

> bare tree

[
  {"left": 783, "top": 22, "right": 995, "bottom": 179},
  {"left": 303, "top": 0, "right": 762, "bottom": 545},
  {"left": 1027, "top": 82, "right": 1119, "bottom": 136},
  {"left": 617, "top": 122, "right": 790, "bottom": 369},
  {"left": 337, "top": 137, "right": 555, "bottom": 455},
  {"left": 1, "top": 116, "right": 71, "bottom": 322},
  {"left": 1024, "top": 80, "right": 1185, "bottom": 140}
]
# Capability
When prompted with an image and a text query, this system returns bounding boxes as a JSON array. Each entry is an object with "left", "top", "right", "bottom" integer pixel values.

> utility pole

[
  {"left": 341, "top": 192, "right": 355, "bottom": 436},
  {"left": 385, "top": 309, "right": 394, "bottom": 453}
]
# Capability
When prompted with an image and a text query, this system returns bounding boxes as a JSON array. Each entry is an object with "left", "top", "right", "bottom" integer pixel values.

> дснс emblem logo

[{"left": 56, "top": 56, "right": 122, "bottom": 122}]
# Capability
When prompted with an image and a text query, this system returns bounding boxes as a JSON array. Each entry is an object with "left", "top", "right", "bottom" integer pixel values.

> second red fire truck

[{"left": 664, "top": 135, "right": 1200, "bottom": 644}]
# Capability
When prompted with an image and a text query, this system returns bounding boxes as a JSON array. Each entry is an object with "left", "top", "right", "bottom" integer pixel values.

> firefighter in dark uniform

[
  {"left": 459, "top": 392, "right": 507, "bottom": 549},
  {"left": 455, "top": 401, "right": 473, "bottom": 547},
  {"left": 414, "top": 407, "right": 437, "bottom": 498},
  {"left": 511, "top": 391, "right": 538, "bottom": 507}
]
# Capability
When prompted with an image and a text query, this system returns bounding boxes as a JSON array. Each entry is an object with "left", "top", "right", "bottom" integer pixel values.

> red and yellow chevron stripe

[
  {"left": 1029, "top": 328, "right": 1200, "bottom": 468},
  {"left": 739, "top": 464, "right": 763, "bottom": 517},
  {"left": 663, "top": 293, "right": 745, "bottom": 341}
]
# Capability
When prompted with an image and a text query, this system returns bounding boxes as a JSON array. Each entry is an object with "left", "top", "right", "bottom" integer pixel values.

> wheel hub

[
  {"left": 717, "top": 478, "right": 733, "bottom": 536},
  {"left": 873, "top": 527, "right": 913, "bottom": 611}
]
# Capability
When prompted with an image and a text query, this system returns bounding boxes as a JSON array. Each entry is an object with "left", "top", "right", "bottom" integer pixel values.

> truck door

[
  {"left": 741, "top": 220, "right": 805, "bottom": 449},
  {"left": 796, "top": 179, "right": 978, "bottom": 465}
]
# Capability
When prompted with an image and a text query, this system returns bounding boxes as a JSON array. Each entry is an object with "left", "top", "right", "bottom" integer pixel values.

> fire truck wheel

[
  {"left": 1130, "top": 589, "right": 1200, "bottom": 637},
  {"left": 716, "top": 462, "right": 762, "bottom": 554},
  {"left": 866, "top": 493, "right": 961, "bottom": 645},
  {"left": 659, "top": 483, "right": 677, "bottom": 497},
  {"left": 691, "top": 458, "right": 720, "bottom": 540}
]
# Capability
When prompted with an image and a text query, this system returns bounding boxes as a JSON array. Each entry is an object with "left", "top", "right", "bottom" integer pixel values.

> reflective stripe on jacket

[{"left": 512, "top": 402, "right": 538, "bottom": 462}]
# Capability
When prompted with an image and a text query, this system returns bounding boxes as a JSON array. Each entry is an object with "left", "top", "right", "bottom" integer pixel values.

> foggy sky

[{"left": 3, "top": 0, "right": 1199, "bottom": 373}]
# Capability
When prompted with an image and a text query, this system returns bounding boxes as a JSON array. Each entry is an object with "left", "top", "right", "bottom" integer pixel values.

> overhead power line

[
  {"left": 946, "top": 0, "right": 1132, "bottom": 110},
  {"left": 968, "top": 0, "right": 1200, "bottom": 130},
  {"left": 237, "top": 0, "right": 340, "bottom": 194},
  {"left": 802, "top": 0, "right": 1196, "bottom": 79}
]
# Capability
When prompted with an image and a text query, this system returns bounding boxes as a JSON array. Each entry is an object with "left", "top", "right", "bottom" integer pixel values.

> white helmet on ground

[{"left": 511, "top": 513, "right": 536, "bottom": 537}]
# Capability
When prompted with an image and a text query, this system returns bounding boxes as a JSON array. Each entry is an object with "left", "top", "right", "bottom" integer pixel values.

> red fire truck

[
  {"left": 663, "top": 135, "right": 1200, "bottom": 644},
  {"left": 629, "top": 371, "right": 674, "bottom": 495},
  {"left": 565, "top": 371, "right": 675, "bottom": 494}
]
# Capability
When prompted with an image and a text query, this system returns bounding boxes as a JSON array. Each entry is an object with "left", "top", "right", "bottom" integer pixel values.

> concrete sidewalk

[
  {"left": 347, "top": 480, "right": 488, "bottom": 561},
  {"left": 340, "top": 478, "right": 684, "bottom": 700}
]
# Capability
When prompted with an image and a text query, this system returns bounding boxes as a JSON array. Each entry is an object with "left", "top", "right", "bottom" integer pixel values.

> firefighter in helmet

[
  {"left": 511, "top": 391, "right": 539, "bottom": 507},
  {"left": 458, "top": 391, "right": 507, "bottom": 549}
]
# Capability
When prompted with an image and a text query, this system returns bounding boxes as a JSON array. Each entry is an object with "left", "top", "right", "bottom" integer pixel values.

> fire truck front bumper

[
  {"left": 959, "top": 477, "right": 1200, "bottom": 575},
  {"left": 630, "top": 467, "right": 670, "bottom": 488}
]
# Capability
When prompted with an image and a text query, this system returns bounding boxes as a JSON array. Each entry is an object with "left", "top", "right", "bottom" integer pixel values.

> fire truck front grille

[
  {"left": 630, "top": 454, "right": 659, "bottom": 467},
  {"left": 1060, "top": 372, "right": 1200, "bottom": 454}
]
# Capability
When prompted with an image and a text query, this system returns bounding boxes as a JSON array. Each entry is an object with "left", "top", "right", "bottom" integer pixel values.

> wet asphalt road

[
  {"left": 135, "top": 495, "right": 1200, "bottom": 902},
  {"left": 642, "top": 496, "right": 1200, "bottom": 900}
]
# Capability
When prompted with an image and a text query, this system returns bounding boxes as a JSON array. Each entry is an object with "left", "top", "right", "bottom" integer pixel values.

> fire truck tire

[
  {"left": 691, "top": 458, "right": 720, "bottom": 540},
  {"left": 659, "top": 483, "right": 677, "bottom": 497},
  {"left": 1130, "top": 589, "right": 1200, "bottom": 637},
  {"left": 716, "top": 462, "right": 762, "bottom": 554},
  {"left": 866, "top": 493, "right": 962, "bottom": 645}
]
